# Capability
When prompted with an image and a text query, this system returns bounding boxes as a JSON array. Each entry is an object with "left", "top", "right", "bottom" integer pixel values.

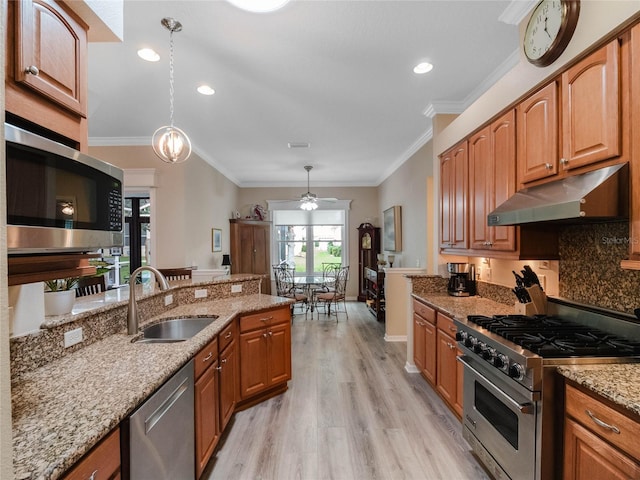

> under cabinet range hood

[{"left": 487, "top": 163, "right": 628, "bottom": 226}]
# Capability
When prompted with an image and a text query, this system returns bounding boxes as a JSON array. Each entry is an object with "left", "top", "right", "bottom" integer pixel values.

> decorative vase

[{"left": 44, "top": 290, "right": 76, "bottom": 316}]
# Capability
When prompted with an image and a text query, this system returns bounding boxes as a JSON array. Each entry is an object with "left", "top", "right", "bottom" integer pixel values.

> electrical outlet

[
  {"left": 231, "top": 284, "right": 242, "bottom": 293},
  {"left": 194, "top": 289, "right": 208, "bottom": 299},
  {"left": 485, "top": 268, "right": 492, "bottom": 281},
  {"left": 539, "top": 260, "right": 550, "bottom": 270},
  {"left": 538, "top": 274, "right": 547, "bottom": 290},
  {"left": 164, "top": 294, "right": 173, "bottom": 306},
  {"left": 64, "top": 328, "right": 83, "bottom": 348}
]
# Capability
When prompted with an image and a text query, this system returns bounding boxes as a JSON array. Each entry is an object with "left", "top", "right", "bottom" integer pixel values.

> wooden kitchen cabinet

[
  {"left": 238, "top": 306, "right": 291, "bottom": 404},
  {"left": 5, "top": 0, "right": 88, "bottom": 148},
  {"left": 436, "top": 312, "right": 462, "bottom": 418},
  {"left": 218, "top": 321, "right": 238, "bottom": 432},
  {"left": 413, "top": 298, "right": 436, "bottom": 385},
  {"left": 440, "top": 141, "right": 468, "bottom": 251},
  {"left": 469, "top": 110, "right": 516, "bottom": 253},
  {"left": 230, "top": 219, "right": 271, "bottom": 294},
  {"left": 62, "top": 427, "right": 120, "bottom": 480},
  {"left": 194, "top": 337, "right": 220, "bottom": 479},
  {"left": 563, "top": 382, "right": 640, "bottom": 479}
]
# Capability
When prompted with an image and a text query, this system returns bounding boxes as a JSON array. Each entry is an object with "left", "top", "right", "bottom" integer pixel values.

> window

[{"left": 270, "top": 201, "right": 350, "bottom": 276}]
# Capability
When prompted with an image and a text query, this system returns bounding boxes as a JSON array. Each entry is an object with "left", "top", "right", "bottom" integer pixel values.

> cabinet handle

[
  {"left": 216, "top": 366, "right": 222, "bottom": 371},
  {"left": 260, "top": 316, "right": 274, "bottom": 322},
  {"left": 545, "top": 163, "right": 552, "bottom": 170},
  {"left": 585, "top": 410, "right": 620, "bottom": 434},
  {"left": 202, "top": 352, "right": 213, "bottom": 362},
  {"left": 448, "top": 326, "right": 457, "bottom": 332},
  {"left": 25, "top": 65, "right": 39, "bottom": 75},
  {"left": 268, "top": 331, "right": 273, "bottom": 336},
  {"left": 225, "top": 331, "right": 232, "bottom": 339},
  {"left": 221, "top": 358, "right": 227, "bottom": 364},
  {"left": 263, "top": 333, "right": 268, "bottom": 338},
  {"left": 88, "top": 470, "right": 98, "bottom": 480},
  {"left": 560, "top": 158, "right": 569, "bottom": 166}
]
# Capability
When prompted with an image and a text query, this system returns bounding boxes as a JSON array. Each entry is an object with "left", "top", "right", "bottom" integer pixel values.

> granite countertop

[
  {"left": 411, "top": 292, "right": 515, "bottom": 320},
  {"left": 12, "top": 293, "right": 292, "bottom": 480},
  {"left": 557, "top": 364, "right": 640, "bottom": 417}
]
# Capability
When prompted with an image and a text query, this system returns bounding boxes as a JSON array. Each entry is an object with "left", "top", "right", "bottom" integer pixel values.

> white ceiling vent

[{"left": 287, "top": 142, "right": 310, "bottom": 149}]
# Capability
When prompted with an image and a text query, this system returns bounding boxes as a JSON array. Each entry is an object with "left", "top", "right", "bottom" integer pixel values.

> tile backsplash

[{"left": 559, "top": 222, "right": 640, "bottom": 315}]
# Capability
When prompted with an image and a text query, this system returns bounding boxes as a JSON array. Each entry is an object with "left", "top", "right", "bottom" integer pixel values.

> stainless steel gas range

[{"left": 454, "top": 298, "right": 640, "bottom": 480}]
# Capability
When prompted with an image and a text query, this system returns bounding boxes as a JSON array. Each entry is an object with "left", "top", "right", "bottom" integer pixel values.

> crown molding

[{"left": 499, "top": 0, "right": 537, "bottom": 25}]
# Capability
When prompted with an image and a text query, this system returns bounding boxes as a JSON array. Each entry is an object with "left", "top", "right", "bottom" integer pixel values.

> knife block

[{"left": 515, "top": 302, "right": 537, "bottom": 316}]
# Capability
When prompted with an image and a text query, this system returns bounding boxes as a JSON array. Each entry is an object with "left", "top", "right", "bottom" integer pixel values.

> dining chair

[
  {"left": 76, "top": 275, "right": 106, "bottom": 297},
  {"left": 273, "top": 265, "right": 308, "bottom": 316},
  {"left": 158, "top": 267, "right": 193, "bottom": 281},
  {"left": 314, "top": 265, "right": 349, "bottom": 321}
]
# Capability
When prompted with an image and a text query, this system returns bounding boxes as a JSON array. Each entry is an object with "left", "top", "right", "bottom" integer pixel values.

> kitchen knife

[{"left": 523, "top": 265, "right": 542, "bottom": 289}]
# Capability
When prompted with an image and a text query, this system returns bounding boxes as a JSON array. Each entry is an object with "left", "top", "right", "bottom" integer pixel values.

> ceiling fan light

[
  {"left": 152, "top": 125, "right": 192, "bottom": 164},
  {"left": 300, "top": 199, "right": 318, "bottom": 211},
  {"left": 226, "top": 0, "right": 290, "bottom": 13}
]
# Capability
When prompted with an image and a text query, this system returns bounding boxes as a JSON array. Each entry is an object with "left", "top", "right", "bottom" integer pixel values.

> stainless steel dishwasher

[{"left": 124, "top": 359, "right": 194, "bottom": 479}]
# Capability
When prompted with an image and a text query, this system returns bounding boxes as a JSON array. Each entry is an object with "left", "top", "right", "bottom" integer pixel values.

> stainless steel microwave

[{"left": 5, "top": 124, "right": 124, "bottom": 253}]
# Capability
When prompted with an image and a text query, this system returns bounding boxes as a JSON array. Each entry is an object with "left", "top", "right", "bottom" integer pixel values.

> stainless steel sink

[{"left": 132, "top": 316, "right": 218, "bottom": 343}]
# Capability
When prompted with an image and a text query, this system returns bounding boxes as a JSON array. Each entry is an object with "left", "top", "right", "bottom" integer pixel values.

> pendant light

[{"left": 152, "top": 17, "right": 192, "bottom": 164}]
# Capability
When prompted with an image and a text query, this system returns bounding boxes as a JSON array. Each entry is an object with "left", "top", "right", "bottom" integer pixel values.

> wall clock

[{"left": 523, "top": 0, "right": 580, "bottom": 67}]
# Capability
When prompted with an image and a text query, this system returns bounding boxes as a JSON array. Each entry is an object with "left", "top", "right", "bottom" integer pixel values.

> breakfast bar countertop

[{"left": 11, "top": 293, "right": 292, "bottom": 480}]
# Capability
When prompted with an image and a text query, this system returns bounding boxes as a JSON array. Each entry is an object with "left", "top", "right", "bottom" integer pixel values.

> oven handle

[{"left": 458, "top": 356, "right": 535, "bottom": 415}]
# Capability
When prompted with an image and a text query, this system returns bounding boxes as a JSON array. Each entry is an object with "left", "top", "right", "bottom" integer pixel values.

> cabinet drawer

[
  {"left": 219, "top": 320, "right": 236, "bottom": 352},
  {"left": 436, "top": 312, "right": 458, "bottom": 337},
  {"left": 63, "top": 427, "right": 120, "bottom": 480},
  {"left": 240, "top": 306, "right": 290, "bottom": 332},
  {"left": 413, "top": 299, "right": 436, "bottom": 324},
  {"left": 194, "top": 336, "right": 218, "bottom": 380},
  {"left": 566, "top": 383, "right": 640, "bottom": 460}
]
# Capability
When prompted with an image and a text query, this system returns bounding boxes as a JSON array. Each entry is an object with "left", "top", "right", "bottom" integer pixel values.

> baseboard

[
  {"left": 405, "top": 362, "right": 420, "bottom": 374},
  {"left": 384, "top": 334, "right": 407, "bottom": 342}
]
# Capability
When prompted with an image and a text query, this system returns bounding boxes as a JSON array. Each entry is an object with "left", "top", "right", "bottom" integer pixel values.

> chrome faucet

[{"left": 127, "top": 266, "right": 170, "bottom": 335}]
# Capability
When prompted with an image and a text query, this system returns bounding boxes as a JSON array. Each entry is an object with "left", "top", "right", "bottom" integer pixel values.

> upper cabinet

[
  {"left": 439, "top": 141, "right": 468, "bottom": 251},
  {"left": 517, "top": 38, "right": 627, "bottom": 188},
  {"left": 5, "top": 0, "right": 88, "bottom": 148}
]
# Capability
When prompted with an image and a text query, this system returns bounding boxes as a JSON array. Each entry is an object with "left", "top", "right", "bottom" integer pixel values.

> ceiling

[{"left": 87, "top": 1, "right": 527, "bottom": 188}]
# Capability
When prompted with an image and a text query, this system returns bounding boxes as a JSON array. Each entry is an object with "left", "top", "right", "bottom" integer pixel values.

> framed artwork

[
  {"left": 212, "top": 228, "right": 222, "bottom": 252},
  {"left": 383, "top": 206, "right": 402, "bottom": 252}
]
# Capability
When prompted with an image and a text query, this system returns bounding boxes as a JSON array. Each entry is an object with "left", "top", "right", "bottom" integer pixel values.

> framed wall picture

[
  {"left": 212, "top": 228, "right": 222, "bottom": 252},
  {"left": 383, "top": 206, "right": 402, "bottom": 252}
]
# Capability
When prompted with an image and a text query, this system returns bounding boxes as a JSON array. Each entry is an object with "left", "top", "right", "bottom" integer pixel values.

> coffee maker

[{"left": 447, "top": 263, "right": 476, "bottom": 297}]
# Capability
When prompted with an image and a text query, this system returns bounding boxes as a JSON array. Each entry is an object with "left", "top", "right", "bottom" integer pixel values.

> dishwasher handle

[{"left": 145, "top": 377, "right": 189, "bottom": 435}]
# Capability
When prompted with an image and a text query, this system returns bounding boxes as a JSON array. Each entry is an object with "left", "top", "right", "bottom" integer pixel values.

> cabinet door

[
  {"left": 239, "top": 329, "right": 268, "bottom": 399},
  {"left": 15, "top": 0, "right": 87, "bottom": 115},
  {"left": 562, "top": 40, "right": 620, "bottom": 171},
  {"left": 413, "top": 315, "right": 426, "bottom": 373},
  {"left": 563, "top": 418, "right": 640, "bottom": 480},
  {"left": 267, "top": 322, "right": 292, "bottom": 386},
  {"left": 195, "top": 361, "right": 219, "bottom": 479},
  {"left": 219, "top": 341, "right": 237, "bottom": 432},
  {"left": 237, "top": 224, "right": 255, "bottom": 274},
  {"left": 436, "top": 329, "right": 458, "bottom": 408},
  {"left": 252, "top": 224, "right": 271, "bottom": 294},
  {"left": 423, "top": 320, "right": 437, "bottom": 386},
  {"left": 439, "top": 151, "right": 453, "bottom": 249},
  {"left": 62, "top": 428, "right": 120, "bottom": 480},
  {"left": 468, "top": 126, "right": 491, "bottom": 250},
  {"left": 490, "top": 110, "right": 517, "bottom": 251},
  {"left": 451, "top": 143, "right": 468, "bottom": 249},
  {"left": 517, "top": 81, "right": 559, "bottom": 185}
]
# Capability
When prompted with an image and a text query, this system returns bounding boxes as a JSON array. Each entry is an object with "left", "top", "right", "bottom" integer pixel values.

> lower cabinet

[
  {"left": 62, "top": 427, "right": 120, "bottom": 480},
  {"left": 239, "top": 306, "right": 292, "bottom": 401},
  {"left": 194, "top": 337, "right": 220, "bottom": 479},
  {"left": 436, "top": 312, "right": 462, "bottom": 418},
  {"left": 413, "top": 299, "right": 436, "bottom": 385},
  {"left": 563, "top": 382, "right": 640, "bottom": 479},
  {"left": 219, "top": 335, "right": 238, "bottom": 431}
]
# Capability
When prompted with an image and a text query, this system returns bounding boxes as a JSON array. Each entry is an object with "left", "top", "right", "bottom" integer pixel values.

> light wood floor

[{"left": 202, "top": 302, "right": 490, "bottom": 480}]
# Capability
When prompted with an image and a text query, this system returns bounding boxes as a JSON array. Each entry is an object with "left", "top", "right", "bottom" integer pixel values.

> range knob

[
  {"left": 473, "top": 341, "right": 485, "bottom": 355},
  {"left": 456, "top": 331, "right": 467, "bottom": 343},
  {"left": 482, "top": 346, "right": 496, "bottom": 361},
  {"left": 509, "top": 363, "right": 526, "bottom": 381},
  {"left": 494, "top": 353, "right": 509, "bottom": 370},
  {"left": 465, "top": 335, "right": 476, "bottom": 348}
]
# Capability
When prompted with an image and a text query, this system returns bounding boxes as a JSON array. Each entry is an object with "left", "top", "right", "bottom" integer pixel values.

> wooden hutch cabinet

[
  {"left": 229, "top": 219, "right": 271, "bottom": 294},
  {"left": 357, "top": 224, "right": 380, "bottom": 302}
]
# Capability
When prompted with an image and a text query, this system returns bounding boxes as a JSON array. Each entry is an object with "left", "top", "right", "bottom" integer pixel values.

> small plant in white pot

[{"left": 44, "top": 277, "right": 79, "bottom": 316}]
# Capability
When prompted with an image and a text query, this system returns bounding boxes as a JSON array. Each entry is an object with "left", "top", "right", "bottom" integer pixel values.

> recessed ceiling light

[
  {"left": 226, "top": 0, "right": 290, "bottom": 13},
  {"left": 413, "top": 62, "right": 434, "bottom": 74},
  {"left": 137, "top": 48, "right": 160, "bottom": 62},
  {"left": 197, "top": 85, "right": 215, "bottom": 96}
]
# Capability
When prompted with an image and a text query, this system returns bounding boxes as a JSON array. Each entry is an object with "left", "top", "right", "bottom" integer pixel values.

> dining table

[{"left": 295, "top": 275, "right": 326, "bottom": 311}]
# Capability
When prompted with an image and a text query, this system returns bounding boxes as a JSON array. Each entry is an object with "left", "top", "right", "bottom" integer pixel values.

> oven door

[{"left": 459, "top": 355, "right": 538, "bottom": 480}]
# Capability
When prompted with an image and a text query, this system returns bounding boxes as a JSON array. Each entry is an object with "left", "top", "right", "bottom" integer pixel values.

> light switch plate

[
  {"left": 231, "top": 284, "right": 242, "bottom": 293},
  {"left": 194, "top": 289, "right": 208, "bottom": 299},
  {"left": 164, "top": 294, "right": 173, "bottom": 306}
]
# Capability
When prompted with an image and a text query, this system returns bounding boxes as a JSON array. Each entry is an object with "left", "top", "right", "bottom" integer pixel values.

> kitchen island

[{"left": 11, "top": 289, "right": 292, "bottom": 480}]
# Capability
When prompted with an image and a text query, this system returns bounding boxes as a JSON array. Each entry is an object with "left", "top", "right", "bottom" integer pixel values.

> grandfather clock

[{"left": 357, "top": 223, "right": 380, "bottom": 302}]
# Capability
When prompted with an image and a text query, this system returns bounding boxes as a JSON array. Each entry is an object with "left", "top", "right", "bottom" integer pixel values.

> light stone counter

[
  {"left": 411, "top": 293, "right": 515, "bottom": 320},
  {"left": 557, "top": 364, "right": 640, "bottom": 417},
  {"left": 12, "top": 293, "right": 292, "bottom": 480}
]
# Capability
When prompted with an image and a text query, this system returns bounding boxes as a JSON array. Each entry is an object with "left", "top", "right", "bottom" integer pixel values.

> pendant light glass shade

[
  {"left": 300, "top": 199, "right": 318, "bottom": 211},
  {"left": 153, "top": 18, "right": 192, "bottom": 164}
]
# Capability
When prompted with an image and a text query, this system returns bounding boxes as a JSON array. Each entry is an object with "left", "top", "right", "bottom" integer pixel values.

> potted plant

[{"left": 44, "top": 277, "right": 79, "bottom": 316}]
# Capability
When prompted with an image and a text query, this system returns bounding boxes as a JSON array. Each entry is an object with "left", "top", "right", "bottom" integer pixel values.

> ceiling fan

[{"left": 299, "top": 165, "right": 337, "bottom": 210}]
